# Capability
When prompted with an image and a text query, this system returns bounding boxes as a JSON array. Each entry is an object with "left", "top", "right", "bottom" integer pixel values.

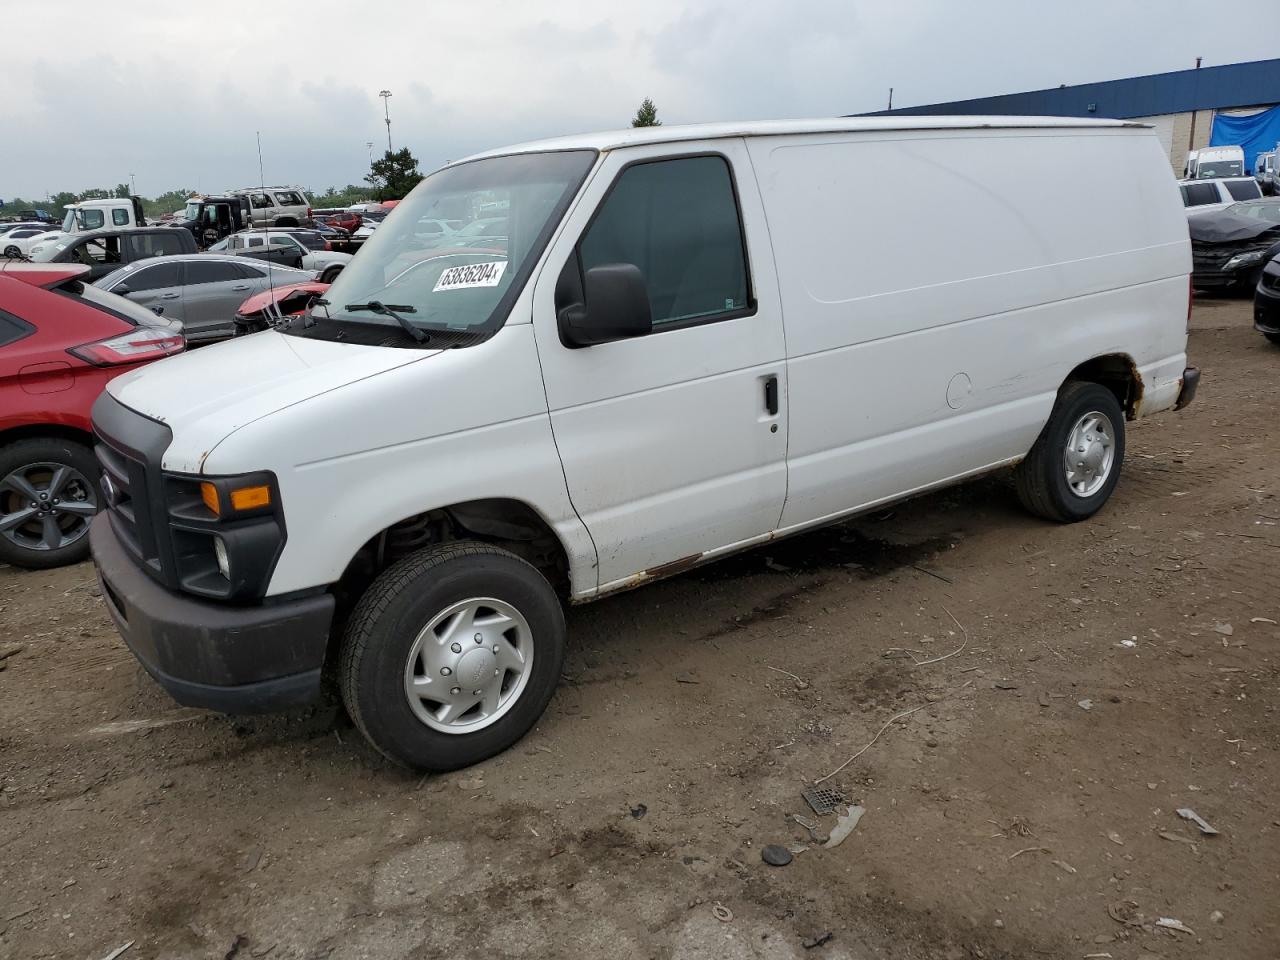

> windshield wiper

[{"left": 343, "top": 301, "right": 429, "bottom": 344}]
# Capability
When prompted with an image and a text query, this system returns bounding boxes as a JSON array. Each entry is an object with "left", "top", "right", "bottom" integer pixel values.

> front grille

[
  {"left": 1192, "top": 237, "right": 1277, "bottom": 280},
  {"left": 95, "top": 437, "right": 159, "bottom": 572},
  {"left": 91, "top": 393, "right": 174, "bottom": 586}
]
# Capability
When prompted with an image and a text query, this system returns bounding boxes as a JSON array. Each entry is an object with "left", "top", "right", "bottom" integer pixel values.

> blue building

[{"left": 863, "top": 58, "right": 1280, "bottom": 175}]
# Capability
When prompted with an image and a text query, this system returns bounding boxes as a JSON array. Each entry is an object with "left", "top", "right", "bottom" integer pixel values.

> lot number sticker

[{"left": 434, "top": 260, "right": 508, "bottom": 291}]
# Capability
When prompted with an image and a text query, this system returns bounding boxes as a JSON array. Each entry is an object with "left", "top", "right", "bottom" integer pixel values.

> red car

[
  {"left": 0, "top": 263, "right": 184, "bottom": 569},
  {"left": 233, "top": 280, "right": 329, "bottom": 335}
]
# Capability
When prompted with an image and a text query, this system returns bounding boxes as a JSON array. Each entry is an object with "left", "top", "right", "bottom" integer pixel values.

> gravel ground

[{"left": 0, "top": 294, "right": 1276, "bottom": 960}]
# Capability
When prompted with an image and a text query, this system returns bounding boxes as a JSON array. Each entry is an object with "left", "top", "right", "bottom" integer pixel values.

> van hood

[{"left": 106, "top": 331, "right": 437, "bottom": 473}]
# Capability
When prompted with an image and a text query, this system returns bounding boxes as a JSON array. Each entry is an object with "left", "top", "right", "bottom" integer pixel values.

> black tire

[
  {"left": 272, "top": 216, "right": 300, "bottom": 228},
  {"left": 319, "top": 265, "right": 344, "bottom": 284},
  {"left": 339, "top": 541, "right": 566, "bottom": 770},
  {"left": 1265, "top": 332, "right": 1280, "bottom": 346},
  {"left": 3, "top": 245, "right": 20, "bottom": 258},
  {"left": 1014, "top": 381, "right": 1126, "bottom": 523},
  {"left": 0, "top": 438, "right": 101, "bottom": 569}
]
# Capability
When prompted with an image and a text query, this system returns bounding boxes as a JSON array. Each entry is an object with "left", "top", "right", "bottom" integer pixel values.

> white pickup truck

[{"left": 22, "top": 198, "right": 150, "bottom": 257}]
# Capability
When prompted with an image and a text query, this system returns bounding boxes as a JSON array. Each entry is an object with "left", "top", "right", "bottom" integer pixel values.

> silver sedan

[{"left": 95, "top": 255, "right": 313, "bottom": 343}]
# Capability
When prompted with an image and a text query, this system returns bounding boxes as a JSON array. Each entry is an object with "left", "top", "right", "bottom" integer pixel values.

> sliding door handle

[{"left": 764, "top": 375, "right": 779, "bottom": 416}]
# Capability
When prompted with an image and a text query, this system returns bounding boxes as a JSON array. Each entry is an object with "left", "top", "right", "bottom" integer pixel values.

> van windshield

[
  {"left": 295, "top": 150, "right": 596, "bottom": 344},
  {"left": 1197, "top": 160, "right": 1244, "bottom": 178}
]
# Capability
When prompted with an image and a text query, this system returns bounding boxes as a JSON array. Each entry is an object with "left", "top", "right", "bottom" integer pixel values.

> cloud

[{"left": 0, "top": 0, "right": 1276, "bottom": 200}]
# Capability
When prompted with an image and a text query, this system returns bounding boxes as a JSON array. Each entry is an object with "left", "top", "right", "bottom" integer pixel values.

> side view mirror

[
  {"left": 558, "top": 262, "right": 652, "bottom": 348},
  {"left": 149, "top": 305, "right": 164, "bottom": 316},
  {"left": 114, "top": 283, "right": 131, "bottom": 295}
]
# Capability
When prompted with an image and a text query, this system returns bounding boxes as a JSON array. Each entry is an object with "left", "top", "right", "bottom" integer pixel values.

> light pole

[
  {"left": 366, "top": 141, "right": 375, "bottom": 167},
  {"left": 379, "top": 90, "right": 393, "bottom": 153},
  {"left": 129, "top": 172, "right": 136, "bottom": 195}
]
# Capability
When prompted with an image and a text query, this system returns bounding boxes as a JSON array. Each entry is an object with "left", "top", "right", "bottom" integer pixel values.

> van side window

[
  {"left": 112, "top": 209, "right": 132, "bottom": 226},
  {"left": 1225, "top": 179, "right": 1261, "bottom": 201},
  {"left": 1181, "top": 182, "right": 1220, "bottom": 207},
  {"left": 579, "top": 155, "right": 751, "bottom": 328}
]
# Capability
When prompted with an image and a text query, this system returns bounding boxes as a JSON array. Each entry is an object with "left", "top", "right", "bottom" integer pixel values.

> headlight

[
  {"left": 163, "top": 471, "right": 285, "bottom": 600},
  {"left": 213, "top": 536, "right": 231, "bottom": 580},
  {"left": 1224, "top": 250, "right": 1266, "bottom": 272}
]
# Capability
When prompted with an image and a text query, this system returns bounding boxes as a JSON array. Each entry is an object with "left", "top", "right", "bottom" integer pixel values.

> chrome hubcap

[
  {"left": 403, "top": 597, "right": 533, "bottom": 734},
  {"left": 1063, "top": 410, "right": 1115, "bottom": 497},
  {"left": 0, "top": 462, "right": 97, "bottom": 552}
]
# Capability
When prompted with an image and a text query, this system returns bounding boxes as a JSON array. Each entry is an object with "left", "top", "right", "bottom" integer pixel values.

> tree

[
  {"left": 49, "top": 191, "right": 77, "bottom": 218},
  {"left": 114, "top": 183, "right": 132, "bottom": 199},
  {"left": 310, "top": 184, "right": 377, "bottom": 209},
  {"left": 631, "top": 98, "right": 661, "bottom": 128},
  {"left": 145, "top": 189, "right": 196, "bottom": 219},
  {"left": 364, "top": 148, "right": 424, "bottom": 201}
]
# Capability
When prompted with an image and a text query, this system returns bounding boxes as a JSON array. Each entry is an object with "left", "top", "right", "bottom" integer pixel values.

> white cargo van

[
  {"left": 1185, "top": 145, "right": 1246, "bottom": 179},
  {"left": 89, "top": 118, "right": 1197, "bottom": 770}
]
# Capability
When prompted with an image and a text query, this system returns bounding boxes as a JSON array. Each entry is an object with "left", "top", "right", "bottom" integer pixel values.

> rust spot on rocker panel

[
  {"left": 644, "top": 552, "right": 704, "bottom": 579},
  {"left": 592, "top": 552, "right": 707, "bottom": 601}
]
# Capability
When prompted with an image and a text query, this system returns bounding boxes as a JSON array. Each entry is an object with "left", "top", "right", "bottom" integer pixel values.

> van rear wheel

[
  {"left": 1014, "top": 381, "right": 1125, "bottom": 523},
  {"left": 339, "top": 541, "right": 566, "bottom": 770}
]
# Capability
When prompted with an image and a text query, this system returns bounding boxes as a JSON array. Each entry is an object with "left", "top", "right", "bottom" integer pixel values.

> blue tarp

[{"left": 1210, "top": 105, "right": 1280, "bottom": 172}]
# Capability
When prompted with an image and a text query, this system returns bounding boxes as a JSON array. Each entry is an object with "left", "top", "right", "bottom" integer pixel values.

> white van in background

[
  {"left": 1185, "top": 145, "right": 1246, "bottom": 179},
  {"left": 1255, "top": 151, "right": 1277, "bottom": 195},
  {"left": 90, "top": 117, "right": 1196, "bottom": 771}
]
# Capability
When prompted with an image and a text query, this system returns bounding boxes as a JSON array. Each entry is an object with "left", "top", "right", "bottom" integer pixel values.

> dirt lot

[{"left": 1, "top": 296, "right": 1277, "bottom": 960}]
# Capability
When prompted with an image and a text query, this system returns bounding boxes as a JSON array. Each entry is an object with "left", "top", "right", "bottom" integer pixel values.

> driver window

[{"left": 578, "top": 155, "right": 751, "bottom": 328}]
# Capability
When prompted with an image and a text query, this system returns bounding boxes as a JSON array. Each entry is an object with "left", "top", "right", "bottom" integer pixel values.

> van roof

[{"left": 458, "top": 116, "right": 1146, "bottom": 163}]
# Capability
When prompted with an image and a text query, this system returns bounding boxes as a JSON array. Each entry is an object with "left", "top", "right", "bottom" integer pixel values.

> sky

[{"left": 2, "top": 0, "right": 1276, "bottom": 201}]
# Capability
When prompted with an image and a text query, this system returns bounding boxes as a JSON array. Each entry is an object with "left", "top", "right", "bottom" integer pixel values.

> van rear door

[{"left": 531, "top": 140, "right": 789, "bottom": 593}]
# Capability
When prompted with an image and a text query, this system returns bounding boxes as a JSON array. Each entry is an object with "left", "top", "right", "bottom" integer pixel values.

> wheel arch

[
  {"left": 334, "top": 496, "right": 573, "bottom": 604},
  {"left": 1063, "top": 353, "right": 1143, "bottom": 420},
  {"left": 0, "top": 422, "right": 97, "bottom": 450},
  {"left": 325, "top": 496, "right": 574, "bottom": 679}
]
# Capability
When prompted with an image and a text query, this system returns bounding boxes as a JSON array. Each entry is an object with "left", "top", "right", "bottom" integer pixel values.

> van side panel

[{"left": 746, "top": 128, "right": 1189, "bottom": 530}]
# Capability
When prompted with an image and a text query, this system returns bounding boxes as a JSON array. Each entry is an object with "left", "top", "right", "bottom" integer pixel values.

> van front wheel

[
  {"left": 339, "top": 541, "right": 566, "bottom": 770},
  {"left": 1014, "top": 381, "right": 1125, "bottom": 523}
]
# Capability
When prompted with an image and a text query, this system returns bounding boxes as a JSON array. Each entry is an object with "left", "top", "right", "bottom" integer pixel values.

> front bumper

[{"left": 91, "top": 513, "right": 334, "bottom": 714}]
